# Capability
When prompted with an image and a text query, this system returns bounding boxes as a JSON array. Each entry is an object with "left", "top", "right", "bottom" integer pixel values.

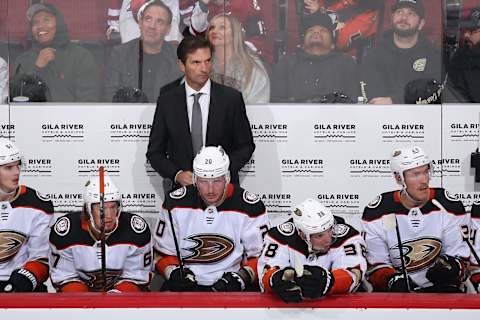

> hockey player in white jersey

[
  {"left": 49, "top": 175, "right": 152, "bottom": 292},
  {"left": 258, "top": 198, "right": 366, "bottom": 303},
  {"left": 467, "top": 202, "right": 480, "bottom": 293},
  {"left": 362, "top": 146, "right": 470, "bottom": 293},
  {"left": 0, "top": 138, "right": 54, "bottom": 292},
  {"left": 154, "top": 146, "right": 268, "bottom": 291}
]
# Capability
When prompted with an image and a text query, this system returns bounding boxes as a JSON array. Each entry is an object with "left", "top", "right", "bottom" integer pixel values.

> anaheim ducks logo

[
  {"left": 183, "top": 234, "right": 235, "bottom": 264},
  {"left": 0, "top": 231, "right": 27, "bottom": 263},
  {"left": 79, "top": 269, "right": 123, "bottom": 291},
  {"left": 391, "top": 237, "right": 442, "bottom": 272}
]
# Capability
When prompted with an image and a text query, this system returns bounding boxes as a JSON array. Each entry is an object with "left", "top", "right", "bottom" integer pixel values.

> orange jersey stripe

[
  {"left": 369, "top": 266, "right": 396, "bottom": 291},
  {"left": 60, "top": 281, "right": 89, "bottom": 292},
  {"left": 23, "top": 260, "right": 49, "bottom": 283},
  {"left": 330, "top": 269, "right": 354, "bottom": 295},
  {"left": 156, "top": 255, "right": 180, "bottom": 276},
  {"left": 261, "top": 267, "right": 278, "bottom": 293},
  {"left": 242, "top": 257, "right": 259, "bottom": 281}
]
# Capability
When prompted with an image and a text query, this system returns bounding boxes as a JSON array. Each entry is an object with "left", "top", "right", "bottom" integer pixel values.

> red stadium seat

[
  {"left": 46, "top": 0, "right": 109, "bottom": 42},
  {"left": 0, "top": 0, "right": 30, "bottom": 44}
]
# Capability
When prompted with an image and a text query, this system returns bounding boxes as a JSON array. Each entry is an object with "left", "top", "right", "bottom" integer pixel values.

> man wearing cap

[
  {"left": 13, "top": 3, "right": 98, "bottom": 102},
  {"left": 447, "top": 7, "right": 480, "bottom": 103},
  {"left": 270, "top": 11, "right": 359, "bottom": 102},
  {"left": 359, "top": 0, "right": 442, "bottom": 104},
  {"left": 105, "top": 0, "right": 181, "bottom": 102}
]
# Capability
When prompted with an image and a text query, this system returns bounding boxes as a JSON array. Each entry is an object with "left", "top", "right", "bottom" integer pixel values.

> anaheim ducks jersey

[
  {"left": 362, "top": 188, "right": 470, "bottom": 289},
  {"left": 258, "top": 217, "right": 367, "bottom": 294},
  {"left": 469, "top": 203, "right": 480, "bottom": 267},
  {"left": 0, "top": 186, "right": 53, "bottom": 283},
  {"left": 154, "top": 184, "right": 268, "bottom": 286},
  {"left": 49, "top": 212, "right": 152, "bottom": 291}
]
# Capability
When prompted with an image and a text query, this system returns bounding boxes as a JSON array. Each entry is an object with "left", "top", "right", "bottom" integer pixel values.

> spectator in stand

[
  {"left": 13, "top": 3, "right": 98, "bottom": 102},
  {"left": 447, "top": 7, "right": 480, "bottom": 103},
  {"left": 179, "top": 0, "right": 272, "bottom": 64},
  {"left": 207, "top": 13, "right": 270, "bottom": 104},
  {"left": 105, "top": 0, "right": 182, "bottom": 102},
  {"left": 300, "top": 0, "right": 381, "bottom": 54},
  {"left": 359, "top": 0, "right": 441, "bottom": 104},
  {"left": 107, "top": 0, "right": 182, "bottom": 44},
  {"left": 271, "top": 11, "right": 359, "bottom": 103}
]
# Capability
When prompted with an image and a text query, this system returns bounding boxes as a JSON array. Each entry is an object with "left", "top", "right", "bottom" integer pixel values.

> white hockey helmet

[
  {"left": 83, "top": 175, "right": 122, "bottom": 234},
  {"left": 193, "top": 146, "right": 230, "bottom": 183},
  {"left": 0, "top": 138, "right": 21, "bottom": 166},
  {"left": 292, "top": 198, "right": 335, "bottom": 252},
  {"left": 390, "top": 146, "right": 432, "bottom": 186}
]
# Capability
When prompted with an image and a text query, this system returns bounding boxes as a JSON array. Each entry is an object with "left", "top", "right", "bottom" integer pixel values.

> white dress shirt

[{"left": 185, "top": 79, "right": 211, "bottom": 146}]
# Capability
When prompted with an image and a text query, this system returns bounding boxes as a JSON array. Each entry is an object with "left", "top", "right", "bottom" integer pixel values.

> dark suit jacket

[{"left": 146, "top": 80, "right": 255, "bottom": 184}]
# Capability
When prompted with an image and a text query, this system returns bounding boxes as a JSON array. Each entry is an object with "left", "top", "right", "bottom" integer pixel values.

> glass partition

[{"left": 0, "top": 0, "right": 478, "bottom": 104}]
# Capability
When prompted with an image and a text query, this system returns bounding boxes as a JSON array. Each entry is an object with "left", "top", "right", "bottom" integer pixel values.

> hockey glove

[
  {"left": 212, "top": 270, "right": 250, "bottom": 292},
  {"left": 270, "top": 267, "right": 303, "bottom": 303},
  {"left": 295, "top": 265, "right": 335, "bottom": 299},
  {"left": 3, "top": 269, "right": 37, "bottom": 292},
  {"left": 426, "top": 254, "right": 464, "bottom": 286},
  {"left": 387, "top": 273, "right": 416, "bottom": 292},
  {"left": 167, "top": 267, "right": 199, "bottom": 292}
]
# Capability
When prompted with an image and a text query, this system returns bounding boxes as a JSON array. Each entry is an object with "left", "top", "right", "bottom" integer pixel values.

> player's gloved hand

[
  {"left": 426, "top": 254, "right": 464, "bottom": 286},
  {"left": 387, "top": 273, "right": 416, "bottom": 292},
  {"left": 167, "top": 267, "right": 199, "bottom": 292},
  {"left": 212, "top": 272, "right": 247, "bottom": 292},
  {"left": 295, "top": 265, "right": 335, "bottom": 299},
  {"left": 270, "top": 267, "right": 303, "bottom": 303},
  {"left": 3, "top": 269, "right": 37, "bottom": 292}
]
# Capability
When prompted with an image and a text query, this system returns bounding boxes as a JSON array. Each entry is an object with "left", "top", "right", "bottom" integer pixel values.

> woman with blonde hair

[{"left": 207, "top": 13, "right": 270, "bottom": 104}]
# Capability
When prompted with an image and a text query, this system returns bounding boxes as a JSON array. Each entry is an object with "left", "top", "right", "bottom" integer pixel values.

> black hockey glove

[
  {"left": 3, "top": 269, "right": 37, "bottom": 292},
  {"left": 212, "top": 268, "right": 253, "bottom": 292},
  {"left": 387, "top": 273, "right": 416, "bottom": 292},
  {"left": 270, "top": 267, "right": 303, "bottom": 303},
  {"left": 167, "top": 267, "right": 199, "bottom": 292},
  {"left": 295, "top": 265, "right": 335, "bottom": 299},
  {"left": 426, "top": 254, "right": 464, "bottom": 286}
]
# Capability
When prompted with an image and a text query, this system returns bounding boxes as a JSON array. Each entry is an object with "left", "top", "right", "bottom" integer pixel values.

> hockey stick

[
  {"left": 383, "top": 214, "right": 411, "bottom": 292},
  {"left": 99, "top": 166, "right": 107, "bottom": 292},
  {"left": 167, "top": 208, "right": 184, "bottom": 279}
]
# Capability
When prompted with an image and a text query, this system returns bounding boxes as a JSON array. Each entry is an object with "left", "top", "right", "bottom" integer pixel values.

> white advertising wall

[{"left": 1, "top": 103, "right": 479, "bottom": 228}]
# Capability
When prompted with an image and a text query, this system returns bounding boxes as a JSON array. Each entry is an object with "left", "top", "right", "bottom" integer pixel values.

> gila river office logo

[
  {"left": 46, "top": 193, "right": 83, "bottom": 212},
  {"left": 313, "top": 123, "right": 356, "bottom": 143},
  {"left": 0, "top": 123, "right": 15, "bottom": 140},
  {"left": 122, "top": 193, "right": 158, "bottom": 214},
  {"left": 22, "top": 158, "right": 53, "bottom": 177},
  {"left": 109, "top": 123, "right": 152, "bottom": 142},
  {"left": 317, "top": 193, "right": 360, "bottom": 215},
  {"left": 349, "top": 158, "right": 391, "bottom": 178},
  {"left": 381, "top": 123, "right": 425, "bottom": 143},
  {"left": 280, "top": 158, "right": 325, "bottom": 178},
  {"left": 250, "top": 123, "right": 288, "bottom": 143},
  {"left": 259, "top": 193, "right": 292, "bottom": 214},
  {"left": 449, "top": 122, "right": 479, "bottom": 142},
  {"left": 76, "top": 158, "right": 121, "bottom": 176},
  {"left": 239, "top": 158, "right": 256, "bottom": 177},
  {"left": 41, "top": 123, "right": 85, "bottom": 142}
]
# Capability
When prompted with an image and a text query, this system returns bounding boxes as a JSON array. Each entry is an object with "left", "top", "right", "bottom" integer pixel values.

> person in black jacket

[
  {"left": 447, "top": 7, "right": 480, "bottom": 103},
  {"left": 360, "top": 0, "right": 442, "bottom": 104}
]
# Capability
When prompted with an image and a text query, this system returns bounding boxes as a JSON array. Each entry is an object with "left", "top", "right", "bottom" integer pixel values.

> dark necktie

[{"left": 191, "top": 92, "right": 203, "bottom": 155}]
